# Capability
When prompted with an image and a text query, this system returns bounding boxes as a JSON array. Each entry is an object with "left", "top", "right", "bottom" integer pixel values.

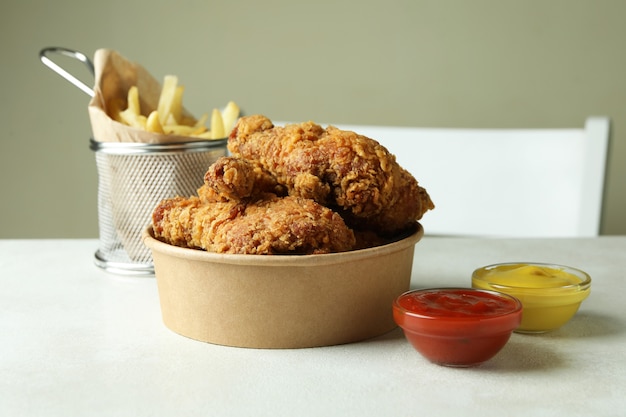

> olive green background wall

[{"left": 1, "top": 0, "right": 624, "bottom": 237}]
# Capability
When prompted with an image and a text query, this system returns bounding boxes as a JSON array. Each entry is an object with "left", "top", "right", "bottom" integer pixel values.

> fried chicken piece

[
  {"left": 199, "top": 156, "right": 286, "bottom": 203},
  {"left": 152, "top": 156, "right": 355, "bottom": 254},
  {"left": 152, "top": 194, "right": 356, "bottom": 254},
  {"left": 228, "top": 115, "right": 434, "bottom": 235}
]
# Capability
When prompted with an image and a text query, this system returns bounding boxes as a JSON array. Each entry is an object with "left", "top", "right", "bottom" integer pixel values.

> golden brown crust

[
  {"left": 152, "top": 115, "right": 434, "bottom": 254},
  {"left": 152, "top": 194, "right": 355, "bottom": 254},
  {"left": 228, "top": 115, "right": 434, "bottom": 235},
  {"left": 200, "top": 156, "right": 286, "bottom": 202}
]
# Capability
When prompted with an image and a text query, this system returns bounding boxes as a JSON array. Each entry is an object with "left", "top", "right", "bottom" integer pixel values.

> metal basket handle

[{"left": 39, "top": 47, "right": 95, "bottom": 97}]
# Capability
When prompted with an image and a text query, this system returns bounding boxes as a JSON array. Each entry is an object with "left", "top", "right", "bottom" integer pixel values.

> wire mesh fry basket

[
  {"left": 90, "top": 139, "right": 226, "bottom": 275},
  {"left": 40, "top": 46, "right": 228, "bottom": 275}
]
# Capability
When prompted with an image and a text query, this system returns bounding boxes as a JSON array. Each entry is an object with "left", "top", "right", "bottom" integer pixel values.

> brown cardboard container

[{"left": 142, "top": 223, "right": 423, "bottom": 349}]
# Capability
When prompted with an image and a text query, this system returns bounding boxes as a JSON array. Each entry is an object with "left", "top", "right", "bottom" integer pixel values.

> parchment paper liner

[
  {"left": 143, "top": 223, "right": 423, "bottom": 349},
  {"left": 88, "top": 48, "right": 203, "bottom": 144},
  {"left": 86, "top": 48, "right": 228, "bottom": 265}
]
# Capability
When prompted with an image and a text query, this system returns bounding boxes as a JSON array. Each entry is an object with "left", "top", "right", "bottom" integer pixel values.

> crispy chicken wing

[
  {"left": 152, "top": 194, "right": 355, "bottom": 254},
  {"left": 228, "top": 115, "right": 434, "bottom": 235},
  {"left": 152, "top": 156, "right": 355, "bottom": 254}
]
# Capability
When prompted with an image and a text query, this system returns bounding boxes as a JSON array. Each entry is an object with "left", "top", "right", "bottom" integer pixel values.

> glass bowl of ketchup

[{"left": 393, "top": 288, "right": 522, "bottom": 367}]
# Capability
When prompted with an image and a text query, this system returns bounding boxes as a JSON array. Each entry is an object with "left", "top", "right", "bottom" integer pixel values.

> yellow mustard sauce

[
  {"left": 481, "top": 264, "right": 581, "bottom": 289},
  {"left": 472, "top": 263, "right": 591, "bottom": 332}
]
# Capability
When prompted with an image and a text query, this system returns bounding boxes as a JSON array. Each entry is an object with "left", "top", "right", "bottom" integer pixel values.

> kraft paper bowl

[{"left": 142, "top": 222, "right": 423, "bottom": 349}]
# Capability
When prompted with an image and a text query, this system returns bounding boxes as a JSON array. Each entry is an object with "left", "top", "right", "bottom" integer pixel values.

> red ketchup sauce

[
  {"left": 397, "top": 289, "right": 519, "bottom": 318},
  {"left": 393, "top": 288, "right": 522, "bottom": 366}
]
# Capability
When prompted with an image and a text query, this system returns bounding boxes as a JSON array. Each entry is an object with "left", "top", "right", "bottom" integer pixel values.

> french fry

[
  {"left": 107, "top": 97, "right": 126, "bottom": 123},
  {"left": 164, "top": 113, "right": 177, "bottom": 126},
  {"left": 180, "top": 115, "right": 198, "bottom": 126},
  {"left": 156, "top": 75, "right": 179, "bottom": 125},
  {"left": 163, "top": 124, "right": 208, "bottom": 136},
  {"left": 210, "top": 108, "right": 225, "bottom": 139},
  {"left": 119, "top": 111, "right": 147, "bottom": 129},
  {"left": 221, "top": 101, "right": 240, "bottom": 135},
  {"left": 194, "top": 113, "right": 209, "bottom": 129},
  {"left": 193, "top": 130, "right": 214, "bottom": 139},
  {"left": 146, "top": 110, "right": 164, "bottom": 134},
  {"left": 118, "top": 86, "right": 147, "bottom": 129},
  {"left": 126, "top": 86, "right": 141, "bottom": 115},
  {"left": 170, "top": 85, "right": 185, "bottom": 124},
  {"left": 116, "top": 74, "right": 240, "bottom": 140}
]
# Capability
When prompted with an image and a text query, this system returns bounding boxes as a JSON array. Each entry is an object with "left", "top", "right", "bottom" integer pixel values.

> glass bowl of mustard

[{"left": 471, "top": 262, "right": 591, "bottom": 333}]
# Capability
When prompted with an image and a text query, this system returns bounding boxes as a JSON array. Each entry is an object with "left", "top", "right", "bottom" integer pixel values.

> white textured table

[{"left": 1, "top": 237, "right": 625, "bottom": 416}]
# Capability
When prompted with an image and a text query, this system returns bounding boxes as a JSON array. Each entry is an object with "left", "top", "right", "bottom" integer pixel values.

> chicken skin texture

[
  {"left": 152, "top": 195, "right": 355, "bottom": 255},
  {"left": 200, "top": 156, "right": 286, "bottom": 202},
  {"left": 228, "top": 115, "right": 434, "bottom": 235},
  {"left": 152, "top": 157, "right": 356, "bottom": 255}
]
